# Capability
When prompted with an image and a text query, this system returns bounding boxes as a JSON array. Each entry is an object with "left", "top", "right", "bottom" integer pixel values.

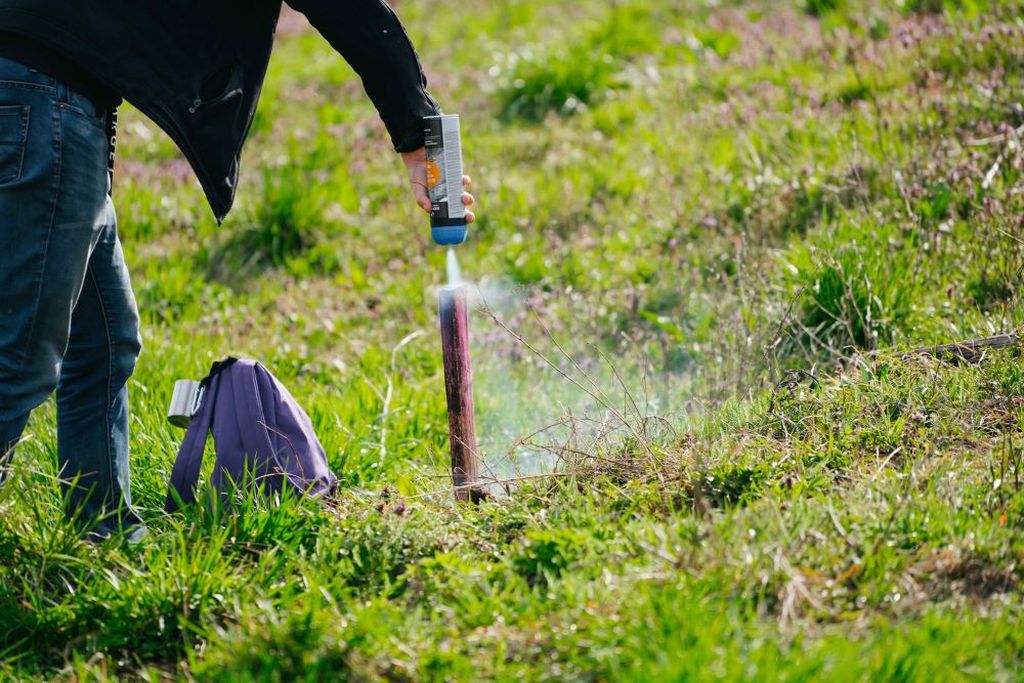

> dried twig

[{"left": 901, "top": 333, "right": 1019, "bottom": 363}]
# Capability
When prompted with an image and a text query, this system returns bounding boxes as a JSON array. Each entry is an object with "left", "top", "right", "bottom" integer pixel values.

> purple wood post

[{"left": 438, "top": 284, "right": 483, "bottom": 502}]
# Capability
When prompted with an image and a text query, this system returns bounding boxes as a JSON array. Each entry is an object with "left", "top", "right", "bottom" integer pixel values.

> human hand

[{"left": 401, "top": 147, "right": 475, "bottom": 223}]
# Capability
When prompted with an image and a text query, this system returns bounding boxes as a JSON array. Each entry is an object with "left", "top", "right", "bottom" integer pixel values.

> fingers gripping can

[{"left": 424, "top": 114, "right": 467, "bottom": 245}]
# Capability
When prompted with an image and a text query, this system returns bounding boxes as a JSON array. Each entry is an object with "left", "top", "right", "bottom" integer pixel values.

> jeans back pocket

[{"left": 0, "top": 104, "right": 29, "bottom": 186}]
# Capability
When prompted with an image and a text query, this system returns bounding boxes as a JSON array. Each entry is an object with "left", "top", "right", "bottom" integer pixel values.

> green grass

[{"left": 3, "top": 0, "right": 1024, "bottom": 679}]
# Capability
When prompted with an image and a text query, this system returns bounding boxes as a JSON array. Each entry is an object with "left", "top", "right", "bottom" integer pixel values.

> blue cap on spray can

[
  {"left": 424, "top": 114, "right": 467, "bottom": 245},
  {"left": 432, "top": 225, "right": 468, "bottom": 245}
]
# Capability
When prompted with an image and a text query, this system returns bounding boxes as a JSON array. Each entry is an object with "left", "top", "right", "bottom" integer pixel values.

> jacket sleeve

[{"left": 286, "top": 0, "right": 441, "bottom": 152}]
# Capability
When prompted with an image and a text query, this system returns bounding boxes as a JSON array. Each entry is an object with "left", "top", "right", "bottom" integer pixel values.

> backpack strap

[
  {"left": 227, "top": 361, "right": 278, "bottom": 488},
  {"left": 164, "top": 370, "right": 222, "bottom": 512},
  {"left": 204, "top": 356, "right": 239, "bottom": 384}
]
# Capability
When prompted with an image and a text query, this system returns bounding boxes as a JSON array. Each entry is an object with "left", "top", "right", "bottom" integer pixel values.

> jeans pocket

[
  {"left": 0, "top": 104, "right": 29, "bottom": 186},
  {"left": 59, "top": 88, "right": 106, "bottom": 130}
]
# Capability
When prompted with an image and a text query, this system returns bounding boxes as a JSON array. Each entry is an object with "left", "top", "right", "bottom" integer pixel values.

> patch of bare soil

[{"left": 905, "top": 546, "right": 1018, "bottom": 603}]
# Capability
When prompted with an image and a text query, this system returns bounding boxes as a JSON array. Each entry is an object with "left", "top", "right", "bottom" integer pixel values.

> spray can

[{"left": 424, "top": 114, "right": 467, "bottom": 245}]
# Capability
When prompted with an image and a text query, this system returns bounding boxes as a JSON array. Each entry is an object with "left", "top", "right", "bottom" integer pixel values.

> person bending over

[{"left": 0, "top": 1, "right": 474, "bottom": 539}]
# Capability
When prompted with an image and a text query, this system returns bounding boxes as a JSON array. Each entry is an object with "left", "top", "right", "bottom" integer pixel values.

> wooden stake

[{"left": 439, "top": 284, "right": 485, "bottom": 502}]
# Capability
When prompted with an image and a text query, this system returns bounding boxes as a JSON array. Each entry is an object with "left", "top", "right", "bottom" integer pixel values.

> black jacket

[{"left": 0, "top": 1, "right": 440, "bottom": 220}]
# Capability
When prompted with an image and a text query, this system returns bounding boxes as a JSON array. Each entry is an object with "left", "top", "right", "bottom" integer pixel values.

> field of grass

[{"left": 3, "top": 0, "right": 1024, "bottom": 679}]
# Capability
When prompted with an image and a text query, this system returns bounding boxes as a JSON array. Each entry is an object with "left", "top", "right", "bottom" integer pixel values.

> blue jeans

[{"left": 0, "top": 56, "right": 142, "bottom": 537}]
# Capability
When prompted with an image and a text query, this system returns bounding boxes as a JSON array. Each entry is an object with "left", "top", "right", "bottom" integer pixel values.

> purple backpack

[{"left": 165, "top": 357, "right": 338, "bottom": 511}]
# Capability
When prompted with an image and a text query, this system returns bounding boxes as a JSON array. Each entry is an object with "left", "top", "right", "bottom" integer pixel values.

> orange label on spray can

[{"left": 425, "top": 160, "right": 441, "bottom": 190}]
